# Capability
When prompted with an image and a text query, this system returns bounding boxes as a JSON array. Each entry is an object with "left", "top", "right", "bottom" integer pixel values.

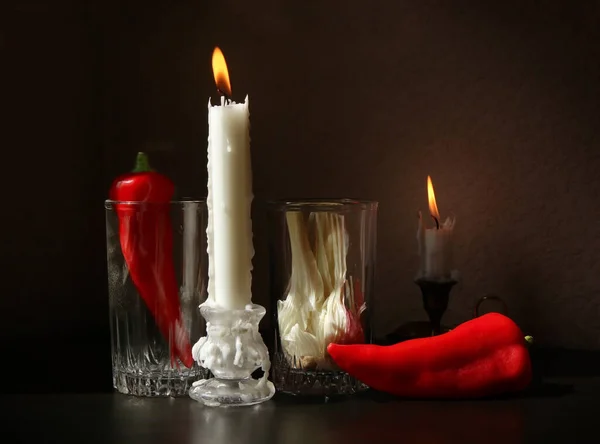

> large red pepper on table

[
  {"left": 328, "top": 312, "right": 532, "bottom": 398},
  {"left": 109, "top": 152, "right": 193, "bottom": 368}
]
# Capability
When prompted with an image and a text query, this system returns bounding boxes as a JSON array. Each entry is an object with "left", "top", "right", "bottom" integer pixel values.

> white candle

[
  {"left": 417, "top": 176, "right": 456, "bottom": 281},
  {"left": 205, "top": 48, "right": 254, "bottom": 310},
  {"left": 182, "top": 201, "right": 200, "bottom": 299}
]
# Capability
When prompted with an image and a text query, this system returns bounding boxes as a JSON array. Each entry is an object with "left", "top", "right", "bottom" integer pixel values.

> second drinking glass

[{"left": 267, "top": 199, "right": 378, "bottom": 396}]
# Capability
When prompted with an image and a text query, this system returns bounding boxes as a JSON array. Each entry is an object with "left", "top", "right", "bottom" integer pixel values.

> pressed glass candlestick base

[{"left": 189, "top": 304, "right": 275, "bottom": 407}]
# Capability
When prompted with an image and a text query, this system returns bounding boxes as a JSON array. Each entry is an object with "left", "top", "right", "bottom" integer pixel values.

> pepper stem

[
  {"left": 524, "top": 335, "right": 534, "bottom": 347},
  {"left": 132, "top": 152, "right": 153, "bottom": 172}
]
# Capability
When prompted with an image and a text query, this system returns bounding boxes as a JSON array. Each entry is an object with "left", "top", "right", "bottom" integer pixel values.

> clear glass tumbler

[
  {"left": 267, "top": 199, "right": 378, "bottom": 396},
  {"left": 105, "top": 199, "right": 209, "bottom": 396}
]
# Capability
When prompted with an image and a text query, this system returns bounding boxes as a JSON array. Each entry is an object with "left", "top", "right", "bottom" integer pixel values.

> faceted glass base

[
  {"left": 272, "top": 353, "right": 368, "bottom": 397},
  {"left": 114, "top": 368, "right": 210, "bottom": 397},
  {"left": 189, "top": 377, "right": 276, "bottom": 407}
]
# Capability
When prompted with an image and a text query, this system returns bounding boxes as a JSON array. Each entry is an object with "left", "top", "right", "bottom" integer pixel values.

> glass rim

[
  {"left": 266, "top": 198, "right": 378, "bottom": 212},
  {"left": 105, "top": 198, "right": 206, "bottom": 208}
]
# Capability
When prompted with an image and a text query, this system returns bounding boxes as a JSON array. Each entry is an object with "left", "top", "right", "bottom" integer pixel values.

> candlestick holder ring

[
  {"left": 474, "top": 294, "right": 508, "bottom": 318},
  {"left": 189, "top": 304, "right": 275, "bottom": 407}
]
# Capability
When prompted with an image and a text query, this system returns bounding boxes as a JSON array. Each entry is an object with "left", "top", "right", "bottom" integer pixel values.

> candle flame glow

[
  {"left": 427, "top": 175, "right": 440, "bottom": 221},
  {"left": 212, "top": 47, "right": 232, "bottom": 98}
]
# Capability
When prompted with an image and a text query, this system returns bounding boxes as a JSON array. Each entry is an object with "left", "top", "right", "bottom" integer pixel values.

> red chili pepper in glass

[
  {"left": 109, "top": 152, "right": 193, "bottom": 368},
  {"left": 328, "top": 312, "right": 532, "bottom": 398}
]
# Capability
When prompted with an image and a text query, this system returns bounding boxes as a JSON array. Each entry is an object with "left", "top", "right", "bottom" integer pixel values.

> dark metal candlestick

[{"left": 414, "top": 277, "right": 458, "bottom": 336}]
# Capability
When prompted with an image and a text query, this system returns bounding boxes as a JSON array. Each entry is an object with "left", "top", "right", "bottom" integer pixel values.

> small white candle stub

[
  {"left": 205, "top": 47, "right": 254, "bottom": 310},
  {"left": 417, "top": 176, "right": 456, "bottom": 281}
]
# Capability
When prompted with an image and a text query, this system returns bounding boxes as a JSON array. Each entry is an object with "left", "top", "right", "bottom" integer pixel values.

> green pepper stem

[
  {"left": 132, "top": 152, "right": 153, "bottom": 172},
  {"left": 524, "top": 335, "right": 534, "bottom": 347}
]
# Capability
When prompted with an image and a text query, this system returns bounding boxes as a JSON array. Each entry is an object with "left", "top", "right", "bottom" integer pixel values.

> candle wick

[
  {"left": 431, "top": 215, "right": 440, "bottom": 230},
  {"left": 217, "top": 88, "right": 232, "bottom": 102}
]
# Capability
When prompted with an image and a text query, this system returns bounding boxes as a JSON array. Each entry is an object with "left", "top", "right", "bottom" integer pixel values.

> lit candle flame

[
  {"left": 212, "top": 47, "right": 232, "bottom": 98},
  {"left": 427, "top": 175, "right": 440, "bottom": 227}
]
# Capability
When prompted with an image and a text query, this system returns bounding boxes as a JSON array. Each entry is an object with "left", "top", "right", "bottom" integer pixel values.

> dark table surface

[{"left": 3, "top": 376, "right": 600, "bottom": 444}]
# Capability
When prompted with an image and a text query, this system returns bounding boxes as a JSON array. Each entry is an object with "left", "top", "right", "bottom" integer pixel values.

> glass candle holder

[
  {"left": 105, "top": 199, "right": 209, "bottom": 396},
  {"left": 267, "top": 199, "right": 378, "bottom": 396}
]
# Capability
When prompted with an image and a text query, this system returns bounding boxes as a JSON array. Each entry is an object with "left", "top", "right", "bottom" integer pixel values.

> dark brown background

[{"left": 2, "top": 0, "right": 600, "bottom": 390}]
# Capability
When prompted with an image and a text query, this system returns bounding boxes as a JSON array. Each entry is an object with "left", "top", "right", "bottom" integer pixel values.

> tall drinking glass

[
  {"left": 267, "top": 199, "right": 378, "bottom": 396},
  {"left": 105, "top": 199, "right": 209, "bottom": 396}
]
